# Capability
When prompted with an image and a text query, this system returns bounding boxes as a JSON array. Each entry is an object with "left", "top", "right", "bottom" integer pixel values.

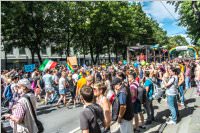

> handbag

[{"left": 23, "top": 95, "right": 44, "bottom": 133}]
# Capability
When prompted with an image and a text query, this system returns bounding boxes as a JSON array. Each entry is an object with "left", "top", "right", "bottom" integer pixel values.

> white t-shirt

[
  {"left": 72, "top": 73, "right": 78, "bottom": 83},
  {"left": 59, "top": 77, "right": 65, "bottom": 90}
]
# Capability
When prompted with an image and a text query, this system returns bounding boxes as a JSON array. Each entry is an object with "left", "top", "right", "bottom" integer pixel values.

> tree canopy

[{"left": 2, "top": 1, "right": 191, "bottom": 64}]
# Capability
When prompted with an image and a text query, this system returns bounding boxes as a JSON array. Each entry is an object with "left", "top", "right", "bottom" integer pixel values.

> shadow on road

[
  {"left": 37, "top": 108, "right": 57, "bottom": 115},
  {"left": 185, "top": 98, "right": 196, "bottom": 105}
]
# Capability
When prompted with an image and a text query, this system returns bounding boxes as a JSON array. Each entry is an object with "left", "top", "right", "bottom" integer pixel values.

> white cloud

[
  {"left": 143, "top": 1, "right": 179, "bottom": 22},
  {"left": 170, "top": 34, "right": 192, "bottom": 44},
  {"left": 159, "top": 23, "right": 164, "bottom": 28}
]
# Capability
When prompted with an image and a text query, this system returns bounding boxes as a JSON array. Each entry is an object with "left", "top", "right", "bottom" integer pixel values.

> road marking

[{"left": 69, "top": 127, "right": 80, "bottom": 133}]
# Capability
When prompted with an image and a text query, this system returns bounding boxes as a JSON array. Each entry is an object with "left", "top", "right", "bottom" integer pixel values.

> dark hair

[
  {"left": 82, "top": 72, "right": 87, "bottom": 77},
  {"left": 104, "top": 72, "right": 112, "bottom": 81},
  {"left": 80, "top": 86, "right": 94, "bottom": 103},
  {"left": 128, "top": 73, "right": 135, "bottom": 79},
  {"left": 144, "top": 71, "right": 150, "bottom": 77}
]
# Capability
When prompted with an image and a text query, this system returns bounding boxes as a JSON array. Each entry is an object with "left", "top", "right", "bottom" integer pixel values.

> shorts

[
  {"left": 59, "top": 89, "right": 66, "bottom": 95},
  {"left": 45, "top": 84, "right": 54, "bottom": 92},
  {"left": 133, "top": 99, "right": 142, "bottom": 114}
]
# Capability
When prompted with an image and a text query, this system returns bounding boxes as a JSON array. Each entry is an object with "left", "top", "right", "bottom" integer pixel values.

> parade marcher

[
  {"left": 3, "top": 79, "right": 41, "bottom": 133},
  {"left": 185, "top": 62, "right": 191, "bottom": 90},
  {"left": 2, "top": 78, "right": 13, "bottom": 107},
  {"left": 56, "top": 71, "right": 67, "bottom": 108},
  {"left": 93, "top": 82, "right": 111, "bottom": 131},
  {"left": 86, "top": 75, "right": 94, "bottom": 87},
  {"left": 128, "top": 73, "right": 145, "bottom": 132},
  {"left": 143, "top": 71, "right": 155, "bottom": 125},
  {"left": 76, "top": 72, "right": 87, "bottom": 104},
  {"left": 164, "top": 67, "right": 179, "bottom": 125},
  {"left": 111, "top": 78, "right": 133, "bottom": 133},
  {"left": 49, "top": 69, "right": 59, "bottom": 104},
  {"left": 177, "top": 66, "right": 185, "bottom": 106},
  {"left": 42, "top": 69, "right": 54, "bottom": 105},
  {"left": 80, "top": 86, "right": 104, "bottom": 133},
  {"left": 67, "top": 73, "right": 76, "bottom": 107},
  {"left": 195, "top": 60, "right": 200, "bottom": 96}
]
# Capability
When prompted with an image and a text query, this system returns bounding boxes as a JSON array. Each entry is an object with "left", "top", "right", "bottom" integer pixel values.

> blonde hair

[{"left": 93, "top": 82, "right": 107, "bottom": 95}]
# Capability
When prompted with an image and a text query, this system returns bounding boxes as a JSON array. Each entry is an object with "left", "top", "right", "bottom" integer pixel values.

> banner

[
  {"left": 24, "top": 64, "right": 35, "bottom": 72},
  {"left": 67, "top": 56, "right": 78, "bottom": 65},
  {"left": 176, "top": 46, "right": 188, "bottom": 51}
]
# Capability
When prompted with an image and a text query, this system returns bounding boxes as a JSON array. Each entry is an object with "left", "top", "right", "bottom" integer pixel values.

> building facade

[{"left": 1, "top": 46, "right": 116, "bottom": 70}]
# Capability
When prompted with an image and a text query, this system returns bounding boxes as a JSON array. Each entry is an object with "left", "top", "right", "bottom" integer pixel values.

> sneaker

[{"left": 166, "top": 120, "right": 176, "bottom": 125}]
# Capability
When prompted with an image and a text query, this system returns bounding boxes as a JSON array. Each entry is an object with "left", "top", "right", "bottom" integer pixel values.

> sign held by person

[
  {"left": 24, "top": 64, "right": 35, "bottom": 72},
  {"left": 67, "top": 56, "right": 78, "bottom": 65}
]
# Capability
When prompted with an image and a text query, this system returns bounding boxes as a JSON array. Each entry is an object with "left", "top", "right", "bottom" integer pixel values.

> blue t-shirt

[
  {"left": 144, "top": 78, "right": 154, "bottom": 100},
  {"left": 118, "top": 92, "right": 127, "bottom": 105}
]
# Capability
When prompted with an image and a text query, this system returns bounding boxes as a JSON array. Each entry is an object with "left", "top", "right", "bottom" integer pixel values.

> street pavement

[{"left": 2, "top": 88, "right": 200, "bottom": 133}]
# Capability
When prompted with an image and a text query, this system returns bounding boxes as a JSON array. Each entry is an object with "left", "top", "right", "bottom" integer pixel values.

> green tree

[{"left": 168, "top": 1, "right": 200, "bottom": 46}]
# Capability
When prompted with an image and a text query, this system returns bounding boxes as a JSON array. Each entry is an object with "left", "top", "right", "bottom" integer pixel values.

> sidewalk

[
  {"left": 72, "top": 88, "right": 200, "bottom": 133},
  {"left": 163, "top": 87, "right": 200, "bottom": 133}
]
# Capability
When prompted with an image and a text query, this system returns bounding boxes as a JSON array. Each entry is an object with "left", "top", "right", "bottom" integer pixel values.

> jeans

[
  {"left": 167, "top": 95, "right": 178, "bottom": 123},
  {"left": 185, "top": 76, "right": 191, "bottom": 89},
  {"left": 50, "top": 86, "right": 59, "bottom": 103},
  {"left": 144, "top": 99, "right": 154, "bottom": 122},
  {"left": 119, "top": 119, "right": 133, "bottom": 133},
  {"left": 178, "top": 85, "right": 185, "bottom": 104},
  {"left": 196, "top": 80, "right": 200, "bottom": 94}
]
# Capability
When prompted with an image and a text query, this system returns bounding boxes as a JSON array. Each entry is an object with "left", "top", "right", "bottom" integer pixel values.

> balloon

[
  {"left": 141, "top": 61, "right": 146, "bottom": 66},
  {"left": 134, "top": 62, "right": 139, "bottom": 68}
]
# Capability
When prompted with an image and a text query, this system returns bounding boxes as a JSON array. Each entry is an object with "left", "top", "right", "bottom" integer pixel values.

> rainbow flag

[{"left": 66, "top": 60, "right": 74, "bottom": 73}]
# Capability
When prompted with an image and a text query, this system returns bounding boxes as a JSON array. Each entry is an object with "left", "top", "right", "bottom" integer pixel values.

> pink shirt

[{"left": 130, "top": 82, "right": 139, "bottom": 103}]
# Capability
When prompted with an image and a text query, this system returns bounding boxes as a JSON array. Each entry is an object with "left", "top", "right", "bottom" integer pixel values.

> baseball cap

[
  {"left": 18, "top": 79, "right": 32, "bottom": 90},
  {"left": 111, "top": 78, "right": 122, "bottom": 86}
]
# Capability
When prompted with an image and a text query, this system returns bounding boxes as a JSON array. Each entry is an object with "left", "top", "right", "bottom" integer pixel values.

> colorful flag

[
  {"left": 39, "top": 59, "right": 57, "bottom": 71},
  {"left": 66, "top": 60, "right": 74, "bottom": 73}
]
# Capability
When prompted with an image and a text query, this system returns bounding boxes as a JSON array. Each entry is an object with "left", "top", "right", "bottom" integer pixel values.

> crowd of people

[{"left": 1, "top": 58, "right": 200, "bottom": 133}]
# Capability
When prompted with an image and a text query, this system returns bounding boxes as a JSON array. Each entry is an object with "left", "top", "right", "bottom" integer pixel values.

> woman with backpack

[{"left": 93, "top": 82, "right": 111, "bottom": 132}]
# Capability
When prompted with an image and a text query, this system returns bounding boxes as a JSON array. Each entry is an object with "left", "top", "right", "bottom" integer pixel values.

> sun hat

[{"left": 18, "top": 79, "right": 32, "bottom": 90}]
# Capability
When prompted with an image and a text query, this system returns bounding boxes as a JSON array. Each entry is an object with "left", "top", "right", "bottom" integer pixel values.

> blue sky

[{"left": 140, "top": 1, "right": 191, "bottom": 44}]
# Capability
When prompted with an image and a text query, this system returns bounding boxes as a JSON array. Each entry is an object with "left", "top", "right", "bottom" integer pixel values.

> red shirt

[{"left": 135, "top": 77, "right": 140, "bottom": 83}]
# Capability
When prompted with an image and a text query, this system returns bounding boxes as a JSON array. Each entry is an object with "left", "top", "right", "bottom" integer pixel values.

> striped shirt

[{"left": 12, "top": 102, "right": 25, "bottom": 120}]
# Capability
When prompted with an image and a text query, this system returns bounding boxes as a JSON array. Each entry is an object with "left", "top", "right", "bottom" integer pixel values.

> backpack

[
  {"left": 130, "top": 82, "right": 139, "bottom": 102},
  {"left": 96, "top": 72, "right": 102, "bottom": 81},
  {"left": 86, "top": 104, "right": 110, "bottom": 133},
  {"left": 3, "top": 85, "right": 13, "bottom": 102},
  {"left": 112, "top": 86, "right": 133, "bottom": 121},
  {"left": 137, "top": 85, "right": 146, "bottom": 104},
  {"left": 149, "top": 79, "right": 165, "bottom": 100}
]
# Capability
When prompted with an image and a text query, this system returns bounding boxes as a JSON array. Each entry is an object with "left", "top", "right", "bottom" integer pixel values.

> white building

[{"left": 1, "top": 46, "right": 116, "bottom": 70}]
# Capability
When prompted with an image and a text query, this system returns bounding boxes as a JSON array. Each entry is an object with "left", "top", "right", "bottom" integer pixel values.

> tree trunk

[
  {"left": 5, "top": 52, "right": 7, "bottom": 70},
  {"left": 36, "top": 49, "right": 42, "bottom": 65},
  {"left": 30, "top": 50, "right": 35, "bottom": 64},
  {"left": 89, "top": 44, "right": 95, "bottom": 65}
]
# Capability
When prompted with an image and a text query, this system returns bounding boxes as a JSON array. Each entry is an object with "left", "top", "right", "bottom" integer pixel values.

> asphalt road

[
  {"left": 2, "top": 104, "right": 83, "bottom": 133},
  {"left": 39, "top": 105, "right": 82, "bottom": 133}
]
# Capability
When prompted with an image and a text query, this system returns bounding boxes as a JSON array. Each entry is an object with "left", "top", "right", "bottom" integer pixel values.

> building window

[
  {"left": 51, "top": 46, "right": 57, "bottom": 55},
  {"left": 7, "top": 48, "right": 13, "bottom": 55},
  {"left": 19, "top": 48, "right": 26, "bottom": 55},
  {"left": 41, "top": 48, "right": 47, "bottom": 55}
]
